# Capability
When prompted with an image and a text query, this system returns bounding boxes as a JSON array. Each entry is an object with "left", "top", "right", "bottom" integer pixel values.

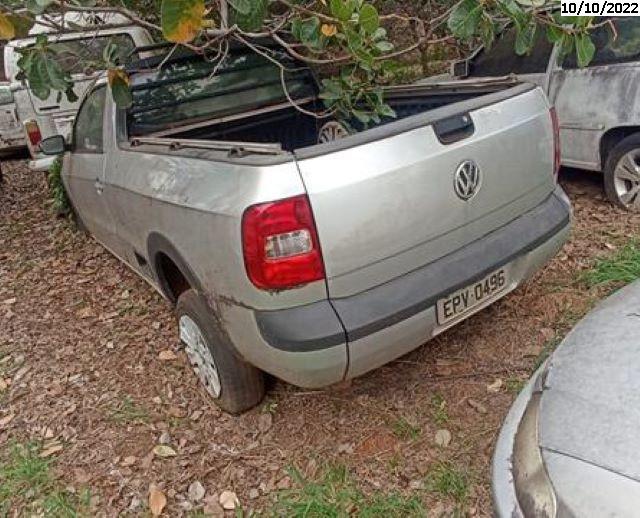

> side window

[
  {"left": 73, "top": 87, "right": 106, "bottom": 153},
  {"left": 563, "top": 18, "right": 640, "bottom": 68},
  {"left": 470, "top": 27, "right": 554, "bottom": 77}
]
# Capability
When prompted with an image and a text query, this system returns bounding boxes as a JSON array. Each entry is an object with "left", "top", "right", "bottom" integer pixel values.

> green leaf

[
  {"left": 371, "top": 27, "right": 386, "bottom": 41},
  {"left": 575, "top": 33, "right": 595, "bottom": 67},
  {"left": 291, "top": 17, "right": 321, "bottom": 48},
  {"left": 479, "top": 16, "right": 495, "bottom": 49},
  {"left": 108, "top": 69, "right": 132, "bottom": 108},
  {"left": 329, "top": 0, "right": 356, "bottom": 21},
  {"left": 343, "top": 26, "right": 363, "bottom": 50},
  {"left": 230, "top": 0, "right": 267, "bottom": 31},
  {"left": 102, "top": 42, "right": 119, "bottom": 67},
  {"left": 377, "top": 103, "right": 396, "bottom": 118},
  {"left": 65, "top": 86, "right": 78, "bottom": 103},
  {"left": 374, "top": 40, "right": 393, "bottom": 53},
  {"left": 227, "top": 0, "right": 251, "bottom": 15},
  {"left": 497, "top": 0, "right": 525, "bottom": 26},
  {"left": 352, "top": 108, "right": 370, "bottom": 124},
  {"left": 161, "top": 0, "right": 205, "bottom": 43},
  {"left": 546, "top": 24, "right": 565, "bottom": 43},
  {"left": 448, "top": 0, "right": 482, "bottom": 39},
  {"left": 515, "top": 22, "right": 536, "bottom": 55},
  {"left": 358, "top": 4, "right": 379, "bottom": 35}
]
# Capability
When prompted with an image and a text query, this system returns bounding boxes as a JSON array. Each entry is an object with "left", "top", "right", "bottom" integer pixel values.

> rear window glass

[
  {"left": 563, "top": 17, "right": 640, "bottom": 68},
  {"left": 40, "top": 34, "right": 136, "bottom": 74},
  {"left": 127, "top": 49, "right": 317, "bottom": 137},
  {"left": 470, "top": 27, "right": 553, "bottom": 76}
]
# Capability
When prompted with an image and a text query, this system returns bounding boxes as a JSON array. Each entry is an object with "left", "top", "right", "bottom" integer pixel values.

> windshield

[{"left": 127, "top": 49, "right": 317, "bottom": 137}]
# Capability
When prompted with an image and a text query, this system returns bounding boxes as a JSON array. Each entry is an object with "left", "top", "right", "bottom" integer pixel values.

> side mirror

[
  {"left": 451, "top": 60, "right": 470, "bottom": 78},
  {"left": 39, "top": 135, "right": 67, "bottom": 155}
]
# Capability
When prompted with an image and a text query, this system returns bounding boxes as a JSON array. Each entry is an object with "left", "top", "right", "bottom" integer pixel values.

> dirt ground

[{"left": 1, "top": 159, "right": 639, "bottom": 516}]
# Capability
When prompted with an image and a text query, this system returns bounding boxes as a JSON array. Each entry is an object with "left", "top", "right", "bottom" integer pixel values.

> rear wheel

[
  {"left": 604, "top": 134, "right": 640, "bottom": 211},
  {"left": 176, "top": 289, "right": 265, "bottom": 414}
]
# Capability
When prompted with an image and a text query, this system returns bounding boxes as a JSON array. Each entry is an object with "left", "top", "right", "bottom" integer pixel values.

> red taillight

[
  {"left": 242, "top": 194, "right": 325, "bottom": 290},
  {"left": 550, "top": 107, "right": 561, "bottom": 180},
  {"left": 24, "top": 120, "right": 42, "bottom": 147}
]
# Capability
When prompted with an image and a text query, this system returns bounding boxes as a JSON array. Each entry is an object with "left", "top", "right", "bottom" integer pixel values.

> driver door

[{"left": 64, "top": 86, "right": 117, "bottom": 246}]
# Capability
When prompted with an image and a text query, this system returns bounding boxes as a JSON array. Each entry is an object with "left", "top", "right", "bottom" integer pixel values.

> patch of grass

[
  {"left": 272, "top": 464, "right": 426, "bottom": 517},
  {"left": 582, "top": 242, "right": 640, "bottom": 288},
  {"left": 431, "top": 393, "right": 449, "bottom": 426},
  {"left": 505, "top": 377, "right": 526, "bottom": 394},
  {"left": 425, "top": 461, "right": 470, "bottom": 505},
  {"left": 533, "top": 337, "right": 561, "bottom": 372},
  {"left": 390, "top": 417, "right": 421, "bottom": 441},
  {"left": 386, "top": 452, "right": 404, "bottom": 475},
  {"left": 262, "top": 400, "right": 278, "bottom": 415},
  {"left": 47, "top": 156, "right": 70, "bottom": 216},
  {"left": 0, "top": 442, "right": 91, "bottom": 516},
  {"left": 109, "top": 396, "right": 149, "bottom": 424}
]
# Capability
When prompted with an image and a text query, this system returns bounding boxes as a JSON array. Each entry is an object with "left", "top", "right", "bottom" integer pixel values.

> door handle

[{"left": 94, "top": 178, "right": 104, "bottom": 195}]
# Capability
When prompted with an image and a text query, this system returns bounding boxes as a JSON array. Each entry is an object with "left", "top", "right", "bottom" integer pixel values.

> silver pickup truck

[{"left": 39, "top": 45, "right": 571, "bottom": 413}]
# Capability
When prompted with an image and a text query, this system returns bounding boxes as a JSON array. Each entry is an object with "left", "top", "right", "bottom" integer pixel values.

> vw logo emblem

[{"left": 454, "top": 160, "right": 481, "bottom": 200}]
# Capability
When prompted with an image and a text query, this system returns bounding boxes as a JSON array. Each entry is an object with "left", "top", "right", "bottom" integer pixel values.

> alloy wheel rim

[
  {"left": 613, "top": 150, "right": 640, "bottom": 210},
  {"left": 179, "top": 315, "right": 221, "bottom": 398}
]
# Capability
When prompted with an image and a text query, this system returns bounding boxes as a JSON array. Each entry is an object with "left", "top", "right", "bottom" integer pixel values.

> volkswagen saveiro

[{"left": 39, "top": 45, "right": 572, "bottom": 413}]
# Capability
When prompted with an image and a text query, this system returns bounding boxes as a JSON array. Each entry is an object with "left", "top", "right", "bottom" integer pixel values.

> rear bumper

[{"left": 250, "top": 186, "right": 571, "bottom": 387}]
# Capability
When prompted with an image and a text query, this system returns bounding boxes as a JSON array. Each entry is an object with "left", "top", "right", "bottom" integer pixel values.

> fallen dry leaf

[
  {"left": 487, "top": 378, "right": 503, "bottom": 393},
  {"left": 0, "top": 414, "right": 15, "bottom": 428},
  {"left": 149, "top": 485, "right": 167, "bottom": 516},
  {"left": 158, "top": 350, "right": 177, "bottom": 361},
  {"left": 76, "top": 307, "right": 95, "bottom": 319},
  {"left": 219, "top": 490, "right": 239, "bottom": 510},
  {"left": 468, "top": 398, "right": 488, "bottom": 414},
  {"left": 434, "top": 429, "right": 452, "bottom": 447},
  {"left": 153, "top": 444, "right": 177, "bottom": 458},
  {"left": 39, "top": 443, "right": 63, "bottom": 458},
  {"left": 121, "top": 456, "right": 137, "bottom": 467}
]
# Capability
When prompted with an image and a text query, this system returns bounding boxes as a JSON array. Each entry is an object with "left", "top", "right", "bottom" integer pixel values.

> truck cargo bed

[{"left": 164, "top": 79, "right": 519, "bottom": 153}]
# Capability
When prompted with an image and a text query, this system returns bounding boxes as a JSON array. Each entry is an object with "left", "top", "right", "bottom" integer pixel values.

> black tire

[
  {"left": 604, "top": 133, "right": 640, "bottom": 211},
  {"left": 176, "top": 289, "right": 265, "bottom": 414}
]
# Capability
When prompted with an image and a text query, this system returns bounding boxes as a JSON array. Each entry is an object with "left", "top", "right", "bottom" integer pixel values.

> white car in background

[
  {"left": 3, "top": 12, "right": 154, "bottom": 171},
  {"left": 426, "top": 17, "right": 640, "bottom": 211},
  {"left": 0, "top": 82, "right": 26, "bottom": 157}
]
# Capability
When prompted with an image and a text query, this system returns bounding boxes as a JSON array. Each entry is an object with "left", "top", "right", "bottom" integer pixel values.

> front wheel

[
  {"left": 176, "top": 289, "right": 265, "bottom": 414},
  {"left": 604, "top": 134, "right": 640, "bottom": 211}
]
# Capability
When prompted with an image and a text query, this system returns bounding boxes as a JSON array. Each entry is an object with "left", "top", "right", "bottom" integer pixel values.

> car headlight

[{"left": 512, "top": 368, "right": 557, "bottom": 517}]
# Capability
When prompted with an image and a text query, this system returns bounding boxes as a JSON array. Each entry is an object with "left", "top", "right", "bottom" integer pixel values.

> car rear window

[
  {"left": 563, "top": 17, "right": 640, "bottom": 68},
  {"left": 35, "top": 34, "right": 136, "bottom": 74},
  {"left": 126, "top": 49, "right": 317, "bottom": 137}
]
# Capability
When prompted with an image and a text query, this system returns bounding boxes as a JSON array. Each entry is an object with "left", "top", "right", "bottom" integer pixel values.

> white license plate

[{"left": 436, "top": 268, "right": 509, "bottom": 326}]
